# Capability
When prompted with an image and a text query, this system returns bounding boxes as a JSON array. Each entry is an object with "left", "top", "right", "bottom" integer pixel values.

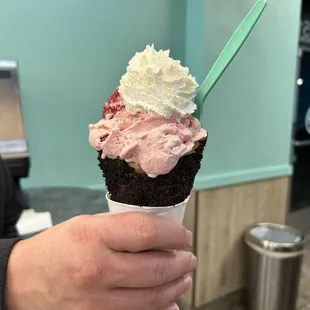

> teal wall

[
  {"left": 0, "top": 0, "right": 186, "bottom": 188},
  {"left": 0, "top": 0, "right": 301, "bottom": 189},
  {"left": 186, "top": 0, "right": 301, "bottom": 189}
]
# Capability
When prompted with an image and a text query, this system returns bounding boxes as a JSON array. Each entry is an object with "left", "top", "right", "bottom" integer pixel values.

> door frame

[{"left": 286, "top": 47, "right": 310, "bottom": 233}]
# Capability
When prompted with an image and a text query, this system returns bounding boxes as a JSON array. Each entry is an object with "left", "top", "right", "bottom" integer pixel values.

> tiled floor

[{"left": 26, "top": 187, "right": 310, "bottom": 310}]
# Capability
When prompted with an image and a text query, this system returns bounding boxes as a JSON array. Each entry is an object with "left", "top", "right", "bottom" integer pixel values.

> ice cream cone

[
  {"left": 89, "top": 45, "right": 208, "bottom": 208},
  {"left": 106, "top": 192, "right": 190, "bottom": 224}
]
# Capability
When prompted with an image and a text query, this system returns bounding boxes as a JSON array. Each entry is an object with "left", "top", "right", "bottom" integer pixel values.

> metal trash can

[{"left": 244, "top": 223, "right": 305, "bottom": 310}]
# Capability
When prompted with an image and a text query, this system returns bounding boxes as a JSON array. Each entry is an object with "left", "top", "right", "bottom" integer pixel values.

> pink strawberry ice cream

[
  {"left": 89, "top": 89, "right": 206, "bottom": 177},
  {"left": 89, "top": 45, "right": 207, "bottom": 178}
]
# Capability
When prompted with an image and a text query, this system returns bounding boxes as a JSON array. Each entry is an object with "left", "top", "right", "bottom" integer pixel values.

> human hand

[{"left": 5, "top": 212, "right": 196, "bottom": 310}]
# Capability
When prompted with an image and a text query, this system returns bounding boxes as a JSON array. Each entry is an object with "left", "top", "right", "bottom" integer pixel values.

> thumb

[{"left": 93, "top": 213, "right": 109, "bottom": 217}]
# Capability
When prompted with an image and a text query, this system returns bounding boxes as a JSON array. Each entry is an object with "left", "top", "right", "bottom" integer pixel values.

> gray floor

[
  {"left": 26, "top": 187, "right": 310, "bottom": 310},
  {"left": 27, "top": 187, "right": 109, "bottom": 224}
]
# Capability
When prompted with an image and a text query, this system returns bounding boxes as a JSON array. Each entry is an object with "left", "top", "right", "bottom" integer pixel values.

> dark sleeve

[
  {"left": 0, "top": 158, "right": 26, "bottom": 238},
  {"left": 0, "top": 238, "right": 20, "bottom": 310},
  {"left": 4, "top": 186, "right": 26, "bottom": 238}
]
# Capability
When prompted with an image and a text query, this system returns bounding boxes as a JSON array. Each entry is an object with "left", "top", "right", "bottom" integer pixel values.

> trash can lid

[{"left": 245, "top": 223, "right": 305, "bottom": 252}]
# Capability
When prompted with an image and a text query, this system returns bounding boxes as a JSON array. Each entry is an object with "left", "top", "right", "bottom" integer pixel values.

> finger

[
  {"left": 108, "top": 250, "right": 196, "bottom": 288},
  {"left": 94, "top": 212, "right": 192, "bottom": 252},
  {"left": 110, "top": 275, "right": 192, "bottom": 310},
  {"left": 166, "top": 303, "right": 180, "bottom": 310}
]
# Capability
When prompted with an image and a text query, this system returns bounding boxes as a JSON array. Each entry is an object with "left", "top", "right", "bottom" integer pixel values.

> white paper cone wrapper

[{"left": 106, "top": 193, "right": 190, "bottom": 224}]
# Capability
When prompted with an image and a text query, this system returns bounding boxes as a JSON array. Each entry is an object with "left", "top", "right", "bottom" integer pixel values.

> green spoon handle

[{"left": 195, "top": 0, "right": 267, "bottom": 118}]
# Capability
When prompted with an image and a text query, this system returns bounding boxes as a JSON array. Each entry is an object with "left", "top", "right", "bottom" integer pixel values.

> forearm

[{"left": 0, "top": 239, "right": 20, "bottom": 310}]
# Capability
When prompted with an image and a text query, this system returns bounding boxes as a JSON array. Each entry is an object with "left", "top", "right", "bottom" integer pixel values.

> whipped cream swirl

[{"left": 119, "top": 45, "right": 198, "bottom": 119}]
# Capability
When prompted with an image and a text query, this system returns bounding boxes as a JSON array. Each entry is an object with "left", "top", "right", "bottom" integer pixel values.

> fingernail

[
  {"left": 184, "top": 275, "right": 192, "bottom": 290},
  {"left": 190, "top": 254, "right": 197, "bottom": 270},
  {"left": 186, "top": 230, "right": 193, "bottom": 246},
  {"left": 166, "top": 303, "right": 180, "bottom": 310}
]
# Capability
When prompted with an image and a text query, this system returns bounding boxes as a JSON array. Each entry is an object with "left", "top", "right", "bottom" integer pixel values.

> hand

[{"left": 5, "top": 212, "right": 196, "bottom": 310}]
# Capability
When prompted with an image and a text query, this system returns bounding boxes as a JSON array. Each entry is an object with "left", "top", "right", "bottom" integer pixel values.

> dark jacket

[{"left": 0, "top": 157, "right": 25, "bottom": 309}]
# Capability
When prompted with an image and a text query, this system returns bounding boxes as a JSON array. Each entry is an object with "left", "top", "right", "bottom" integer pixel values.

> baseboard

[
  {"left": 194, "top": 164, "right": 292, "bottom": 190},
  {"left": 88, "top": 184, "right": 107, "bottom": 191}
]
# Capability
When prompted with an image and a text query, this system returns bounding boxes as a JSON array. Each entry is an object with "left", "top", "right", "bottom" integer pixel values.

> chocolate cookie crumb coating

[{"left": 97, "top": 138, "right": 207, "bottom": 206}]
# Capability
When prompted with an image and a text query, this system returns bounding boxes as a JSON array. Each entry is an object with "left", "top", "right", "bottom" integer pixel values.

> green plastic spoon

[{"left": 194, "top": 0, "right": 267, "bottom": 118}]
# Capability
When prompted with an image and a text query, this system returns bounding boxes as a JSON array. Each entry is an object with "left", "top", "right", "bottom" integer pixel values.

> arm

[
  {"left": 0, "top": 158, "right": 26, "bottom": 238},
  {"left": 0, "top": 239, "right": 20, "bottom": 310}
]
